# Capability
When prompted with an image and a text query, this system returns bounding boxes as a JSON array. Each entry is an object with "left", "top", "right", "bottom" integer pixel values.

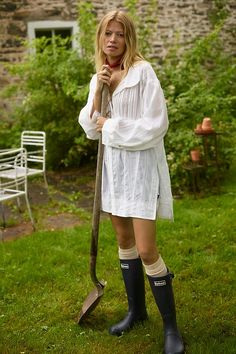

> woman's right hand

[{"left": 96, "top": 65, "right": 111, "bottom": 93}]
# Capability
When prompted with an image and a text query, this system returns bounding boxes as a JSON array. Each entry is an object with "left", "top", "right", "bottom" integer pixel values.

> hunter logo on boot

[
  {"left": 154, "top": 280, "right": 166, "bottom": 287},
  {"left": 121, "top": 263, "right": 129, "bottom": 269}
]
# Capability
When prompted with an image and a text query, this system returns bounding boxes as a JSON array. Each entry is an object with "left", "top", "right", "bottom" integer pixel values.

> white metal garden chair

[
  {"left": 21, "top": 131, "right": 48, "bottom": 189},
  {"left": 0, "top": 148, "right": 35, "bottom": 236}
]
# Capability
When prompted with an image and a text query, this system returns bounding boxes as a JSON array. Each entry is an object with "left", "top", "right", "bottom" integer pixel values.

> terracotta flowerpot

[
  {"left": 190, "top": 149, "right": 201, "bottom": 162},
  {"left": 202, "top": 117, "right": 213, "bottom": 131}
]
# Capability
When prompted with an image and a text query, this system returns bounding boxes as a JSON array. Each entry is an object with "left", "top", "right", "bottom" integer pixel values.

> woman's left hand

[{"left": 96, "top": 116, "right": 107, "bottom": 132}]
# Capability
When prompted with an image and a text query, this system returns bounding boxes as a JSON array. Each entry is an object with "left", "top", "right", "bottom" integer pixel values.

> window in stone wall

[{"left": 27, "top": 21, "right": 79, "bottom": 52}]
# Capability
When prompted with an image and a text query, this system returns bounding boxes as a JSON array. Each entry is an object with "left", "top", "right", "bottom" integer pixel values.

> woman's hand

[
  {"left": 96, "top": 65, "right": 111, "bottom": 93},
  {"left": 96, "top": 116, "right": 107, "bottom": 132},
  {"left": 92, "top": 65, "right": 111, "bottom": 117}
]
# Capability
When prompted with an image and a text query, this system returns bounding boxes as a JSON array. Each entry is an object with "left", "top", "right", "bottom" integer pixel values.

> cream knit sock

[
  {"left": 118, "top": 245, "right": 139, "bottom": 260},
  {"left": 143, "top": 255, "right": 168, "bottom": 277}
]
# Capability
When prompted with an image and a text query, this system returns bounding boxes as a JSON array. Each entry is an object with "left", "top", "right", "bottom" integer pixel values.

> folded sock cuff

[
  {"left": 119, "top": 245, "right": 139, "bottom": 260},
  {"left": 143, "top": 256, "right": 168, "bottom": 277}
]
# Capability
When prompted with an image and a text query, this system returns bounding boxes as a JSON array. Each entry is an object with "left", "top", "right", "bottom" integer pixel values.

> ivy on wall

[
  {"left": 208, "top": 0, "right": 230, "bottom": 26},
  {"left": 123, "top": 0, "right": 158, "bottom": 61}
]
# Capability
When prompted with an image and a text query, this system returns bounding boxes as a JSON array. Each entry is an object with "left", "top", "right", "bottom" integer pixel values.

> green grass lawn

[{"left": 0, "top": 164, "right": 235, "bottom": 354}]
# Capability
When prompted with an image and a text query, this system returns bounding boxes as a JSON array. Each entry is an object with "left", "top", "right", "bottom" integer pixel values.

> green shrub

[
  {"left": 0, "top": 1, "right": 98, "bottom": 169},
  {"left": 159, "top": 25, "right": 236, "bottom": 192},
  {"left": 1, "top": 36, "right": 96, "bottom": 169}
]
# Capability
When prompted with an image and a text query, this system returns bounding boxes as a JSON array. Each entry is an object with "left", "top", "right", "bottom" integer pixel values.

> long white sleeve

[{"left": 102, "top": 63, "right": 168, "bottom": 151}]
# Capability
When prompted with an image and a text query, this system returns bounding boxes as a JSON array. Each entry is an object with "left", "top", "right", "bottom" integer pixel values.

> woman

[{"left": 79, "top": 10, "right": 184, "bottom": 354}]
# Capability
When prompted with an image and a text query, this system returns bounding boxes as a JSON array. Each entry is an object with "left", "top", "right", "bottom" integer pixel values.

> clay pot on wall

[{"left": 190, "top": 149, "right": 201, "bottom": 162}]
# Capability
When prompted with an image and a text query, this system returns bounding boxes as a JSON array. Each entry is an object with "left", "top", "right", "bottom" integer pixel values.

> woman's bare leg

[
  {"left": 109, "top": 214, "right": 136, "bottom": 249},
  {"left": 132, "top": 218, "right": 159, "bottom": 265}
]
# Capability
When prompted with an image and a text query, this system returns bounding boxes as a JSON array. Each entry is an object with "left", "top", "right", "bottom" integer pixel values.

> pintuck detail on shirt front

[{"left": 79, "top": 61, "right": 173, "bottom": 220}]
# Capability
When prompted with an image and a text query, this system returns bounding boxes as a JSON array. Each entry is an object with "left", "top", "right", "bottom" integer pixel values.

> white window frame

[{"left": 27, "top": 20, "right": 79, "bottom": 51}]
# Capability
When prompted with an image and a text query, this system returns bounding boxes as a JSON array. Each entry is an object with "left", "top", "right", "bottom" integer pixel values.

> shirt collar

[{"left": 112, "top": 62, "right": 143, "bottom": 97}]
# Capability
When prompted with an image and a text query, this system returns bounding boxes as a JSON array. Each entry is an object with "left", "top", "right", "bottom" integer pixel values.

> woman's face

[{"left": 102, "top": 20, "right": 126, "bottom": 60}]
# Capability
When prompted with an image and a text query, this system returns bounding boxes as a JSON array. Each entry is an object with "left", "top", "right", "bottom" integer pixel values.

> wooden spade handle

[{"left": 90, "top": 85, "right": 109, "bottom": 286}]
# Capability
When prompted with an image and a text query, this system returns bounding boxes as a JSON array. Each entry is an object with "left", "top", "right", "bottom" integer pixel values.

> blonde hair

[{"left": 95, "top": 10, "right": 144, "bottom": 73}]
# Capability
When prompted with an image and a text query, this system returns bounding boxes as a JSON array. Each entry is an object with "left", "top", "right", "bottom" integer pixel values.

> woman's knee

[
  {"left": 117, "top": 231, "right": 135, "bottom": 248},
  {"left": 137, "top": 245, "right": 159, "bottom": 265},
  {"left": 131, "top": 219, "right": 158, "bottom": 263}
]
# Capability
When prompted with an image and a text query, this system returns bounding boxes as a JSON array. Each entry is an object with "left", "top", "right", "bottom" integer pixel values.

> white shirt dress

[{"left": 79, "top": 61, "right": 173, "bottom": 220}]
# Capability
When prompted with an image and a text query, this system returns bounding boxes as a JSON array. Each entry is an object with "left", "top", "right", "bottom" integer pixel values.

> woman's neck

[{"left": 106, "top": 57, "right": 123, "bottom": 70}]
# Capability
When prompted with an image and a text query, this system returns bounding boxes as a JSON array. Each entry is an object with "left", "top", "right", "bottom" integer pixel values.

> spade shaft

[{"left": 78, "top": 84, "right": 109, "bottom": 323}]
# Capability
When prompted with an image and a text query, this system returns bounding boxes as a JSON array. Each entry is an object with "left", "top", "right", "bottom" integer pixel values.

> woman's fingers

[
  {"left": 98, "top": 65, "right": 111, "bottom": 85},
  {"left": 98, "top": 75, "right": 110, "bottom": 86},
  {"left": 102, "top": 64, "right": 111, "bottom": 74},
  {"left": 96, "top": 116, "right": 107, "bottom": 132}
]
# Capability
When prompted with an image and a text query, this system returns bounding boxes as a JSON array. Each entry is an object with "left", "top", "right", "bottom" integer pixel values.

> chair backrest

[
  {"left": 0, "top": 148, "right": 35, "bottom": 230},
  {"left": 0, "top": 148, "right": 28, "bottom": 196},
  {"left": 21, "top": 131, "right": 46, "bottom": 172}
]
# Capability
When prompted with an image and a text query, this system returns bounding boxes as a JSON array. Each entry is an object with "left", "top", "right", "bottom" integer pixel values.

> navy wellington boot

[
  {"left": 109, "top": 258, "right": 148, "bottom": 336},
  {"left": 147, "top": 272, "right": 184, "bottom": 354}
]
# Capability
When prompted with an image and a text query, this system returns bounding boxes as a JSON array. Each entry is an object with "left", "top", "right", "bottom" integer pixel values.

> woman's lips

[{"left": 107, "top": 45, "right": 118, "bottom": 50}]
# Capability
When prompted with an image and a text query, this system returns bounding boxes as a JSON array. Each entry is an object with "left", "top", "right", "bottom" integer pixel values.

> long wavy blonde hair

[{"left": 95, "top": 10, "right": 144, "bottom": 73}]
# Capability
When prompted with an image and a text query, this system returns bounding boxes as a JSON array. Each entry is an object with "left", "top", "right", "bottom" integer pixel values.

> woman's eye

[{"left": 105, "top": 31, "right": 124, "bottom": 37}]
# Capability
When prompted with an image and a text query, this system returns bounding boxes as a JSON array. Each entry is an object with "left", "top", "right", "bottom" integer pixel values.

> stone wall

[
  {"left": 0, "top": 0, "right": 78, "bottom": 90},
  {"left": 0, "top": 0, "right": 236, "bottom": 92}
]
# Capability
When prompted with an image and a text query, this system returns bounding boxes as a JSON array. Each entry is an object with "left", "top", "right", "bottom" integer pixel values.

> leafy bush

[
  {"left": 1, "top": 36, "right": 96, "bottom": 169},
  {"left": 159, "top": 25, "right": 236, "bottom": 192}
]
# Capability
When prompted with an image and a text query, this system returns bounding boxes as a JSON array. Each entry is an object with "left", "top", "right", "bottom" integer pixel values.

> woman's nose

[{"left": 109, "top": 33, "right": 116, "bottom": 41}]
